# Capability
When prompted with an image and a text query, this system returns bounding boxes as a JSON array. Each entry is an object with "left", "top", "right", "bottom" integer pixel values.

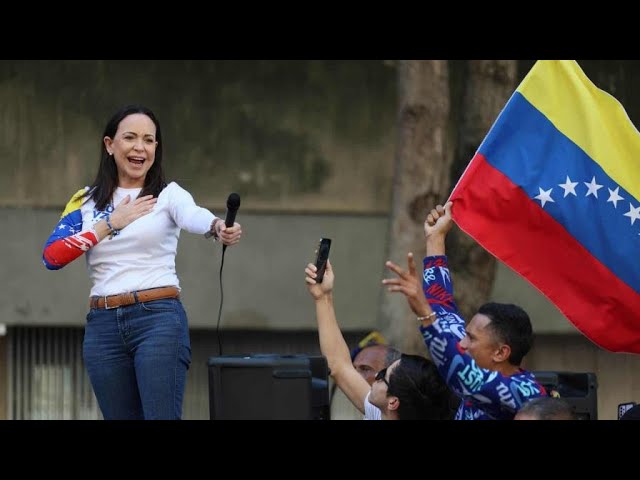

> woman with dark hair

[
  {"left": 305, "top": 260, "right": 455, "bottom": 420},
  {"left": 42, "top": 105, "right": 242, "bottom": 419}
]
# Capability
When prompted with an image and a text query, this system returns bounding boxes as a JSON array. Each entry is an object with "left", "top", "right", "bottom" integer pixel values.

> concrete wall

[
  {"left": 3, "top": 208, "right": 389, "bottom": 330},
  {"left": 490, "top": 260, "right": 579, "bottom": 334},
  {"left": 3, "top": 206, "right": 576, "bottom": 333},
  {"left": 0, "top": 59, "right": 398, "bottom": 331},
  {"left": 0, "top": 60, "right": 396, "bottom": 213},
  {"left": 4, "top": 60, "right": 640, "bottom": 418},
  {"left": 1, "top": 60, "right": 636, "bottom": 336}
]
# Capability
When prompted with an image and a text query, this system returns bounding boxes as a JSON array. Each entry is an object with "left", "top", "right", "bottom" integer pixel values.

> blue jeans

[{"left": 83, "top": 298, "right": 192, "bottom": 420}]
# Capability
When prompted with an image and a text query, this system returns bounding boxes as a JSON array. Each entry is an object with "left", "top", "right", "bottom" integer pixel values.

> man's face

[
  {"left": 353, "top": 345, "right": 388, "bottom": 385},
  {"left": 459, "top": 313, "right": 501, "bottom": 370},
  {"left": 369, "top": 358, "right": 400, "bottom": 410}
]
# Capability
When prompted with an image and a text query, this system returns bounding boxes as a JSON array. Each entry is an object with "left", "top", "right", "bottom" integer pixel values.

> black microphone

[
  {"left": 223, "top": 192, "right": 241, "bottom": 229},
  {"left": 205, "top": 193, "right": 241, "bottom": 248}
]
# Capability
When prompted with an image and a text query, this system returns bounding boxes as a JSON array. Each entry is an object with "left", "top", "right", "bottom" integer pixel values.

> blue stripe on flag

[{"left": 478, "top": 92, "right": 640, "bottom": 294}]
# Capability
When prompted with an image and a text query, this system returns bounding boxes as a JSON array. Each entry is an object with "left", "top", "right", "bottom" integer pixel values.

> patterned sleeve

[
  {"left": 42, "top": 189, "right": 99, "bottom": 270},
  {"left": 422, "top": 255, "right": 459, "bottom": 316},
  {"left": 419, "top": 255, "right": 546, "bottom": 418}
]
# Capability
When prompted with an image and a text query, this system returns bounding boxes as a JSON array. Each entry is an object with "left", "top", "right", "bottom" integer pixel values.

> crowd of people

[
  {"left": 42, "top": 104, "right": 601, "bottom": 420},
  {"left": 305, "top": 202, "right": 575, "bottom": 421}
]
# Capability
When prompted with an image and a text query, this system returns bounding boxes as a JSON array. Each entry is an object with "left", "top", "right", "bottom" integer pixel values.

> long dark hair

[{"left": 83, "top": 105, "right": 167, "bottom": 211}]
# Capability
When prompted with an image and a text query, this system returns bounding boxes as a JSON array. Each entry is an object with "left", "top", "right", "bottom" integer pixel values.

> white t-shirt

[
  {"left": 83, "top": 182, "right": 217, "bottom": 296},
  {"left": 363, "top": 391, "right": 382, "bottom": 420}
]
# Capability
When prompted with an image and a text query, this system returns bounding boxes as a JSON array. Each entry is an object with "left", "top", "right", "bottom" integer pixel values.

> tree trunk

[
  {"left": 380, "top": 60, "right": 452, "bottom": 355},
  {"left": 447, "top": 60, "right": 518, "bottom": 320}
]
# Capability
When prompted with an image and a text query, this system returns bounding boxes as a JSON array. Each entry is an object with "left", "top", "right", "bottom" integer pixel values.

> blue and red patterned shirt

[{"left": 420, "top": 255, "right": 546, "bottom": 420}]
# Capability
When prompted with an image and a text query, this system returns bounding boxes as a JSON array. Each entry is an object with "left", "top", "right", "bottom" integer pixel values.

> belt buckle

[{"left": 104, "top": 295, "right": 116, "bottom": 310}]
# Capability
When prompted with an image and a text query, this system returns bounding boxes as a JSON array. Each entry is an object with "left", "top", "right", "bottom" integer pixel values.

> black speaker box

[
  {"left": 532, "top": 371, "right": 598, "bottom": 420},
  {"left": 208, "top": 354, "right": 329, "bottom": 420}
]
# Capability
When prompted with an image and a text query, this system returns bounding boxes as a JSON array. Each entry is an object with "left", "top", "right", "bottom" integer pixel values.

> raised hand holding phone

[{"left": 314, "top": 238, "right": 331, "bottom": 283}]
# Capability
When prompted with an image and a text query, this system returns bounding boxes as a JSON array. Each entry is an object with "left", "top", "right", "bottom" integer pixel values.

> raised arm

[
  {"left": 386, "top": 202, "right": 545, "bottom": 416},
  {"left": 382, "top": 201, "right": 458, "bottom": 328},
  {"left": 424, "top": 202, "right": 453, "bottom": 257},
  {"left": 384, "top": 252, "right": 539, "bottom": 416},
  {"left": 305, "top": 260, "right": 370, "bottom": 413}
]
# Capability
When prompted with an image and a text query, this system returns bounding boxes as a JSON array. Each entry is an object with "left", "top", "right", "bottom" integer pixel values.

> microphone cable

[
  {"left": 211, "top": 192, "right": 239, "bottom": 357},
  {"left": 216, "top": 246, "right": 227, "bottom": 356}
]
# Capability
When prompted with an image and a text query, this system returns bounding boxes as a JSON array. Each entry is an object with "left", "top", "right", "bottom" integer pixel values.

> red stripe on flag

[{"left": 451, "top": 153, "right": 640, "bottom": 354}]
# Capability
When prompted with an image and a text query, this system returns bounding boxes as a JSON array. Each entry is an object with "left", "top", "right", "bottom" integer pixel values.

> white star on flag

[
  {"left": 607, "top": 187, "right": 624, "bottom": 208},
  {"left": 624, "top": 203, "right": 640, "bottom": 225},
  {"left": 57, "top": 224, "right": 67, "bottom": 230},
  {"left": 535, "top": 187, "right": 555, "bottom": 208},
  {"left": 584, "top": 177, "right": 603, "bottom": 198},
  {"left": 558, "top": 176, "right": 578, "bottom": 197}
]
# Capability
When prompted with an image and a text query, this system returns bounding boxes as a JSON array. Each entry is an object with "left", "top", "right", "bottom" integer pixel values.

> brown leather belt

[{"left": 89, "top": 286, "right": 180, "bottom": 310}]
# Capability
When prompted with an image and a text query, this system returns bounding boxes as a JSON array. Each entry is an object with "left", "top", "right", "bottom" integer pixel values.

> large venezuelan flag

[{"left": 450, "top": 60, "right": 640, "bottom": 354}]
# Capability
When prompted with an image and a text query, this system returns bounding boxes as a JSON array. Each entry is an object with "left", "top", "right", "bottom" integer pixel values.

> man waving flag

[{"left": 450, "top": 60, "right": 640, "bottom": 354}]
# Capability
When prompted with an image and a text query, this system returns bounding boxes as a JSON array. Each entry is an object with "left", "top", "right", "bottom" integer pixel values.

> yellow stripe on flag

[{"left": 517, "top": 60, "right": 640, "bottom": 202}]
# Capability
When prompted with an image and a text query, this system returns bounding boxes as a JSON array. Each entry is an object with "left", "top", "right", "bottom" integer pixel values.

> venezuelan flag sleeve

[
  {"left": 450, "top": 60, "right": 640, "bottom": 354},
  {"left": 42, "top": 188, "right": 98, "bottom": 270}
]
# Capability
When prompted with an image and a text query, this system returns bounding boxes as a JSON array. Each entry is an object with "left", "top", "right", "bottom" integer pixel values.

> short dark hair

[
  {"left": 388, "top": 354, "right": 455, "bottom": 420},
  {"left": 83, "top": 104, "right": 166, "bottom": 211},
  {"left": 518, "top": 397, "right": 575, "bottom": 420},
  {"left": 478, "top": 302, "right": 533, "bottom": 366}
]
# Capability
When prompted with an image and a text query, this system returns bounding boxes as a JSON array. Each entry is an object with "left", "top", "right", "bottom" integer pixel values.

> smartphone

[{"left": 314, "top": 238, "right": 332, "bottom": 283}]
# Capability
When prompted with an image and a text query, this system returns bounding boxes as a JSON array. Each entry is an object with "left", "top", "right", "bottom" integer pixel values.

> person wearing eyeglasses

[
  {"left": 383, "top": 202, "right": 546, "bottom": 420},
  {"left": 330, "top": 337, "right": 401, "bottom": 420},
  {"left": 305, "top": 260, "right": 455, "bottom": 420}
]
